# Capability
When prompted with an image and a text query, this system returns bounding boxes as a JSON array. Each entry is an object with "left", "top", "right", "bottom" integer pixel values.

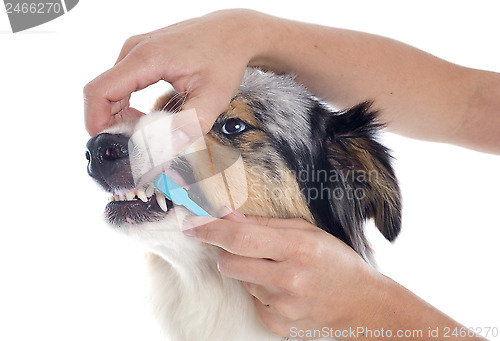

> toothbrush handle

[
  {"left": 171, "top": 188, "right": 212, "bottom": 217},
  {"left": 154, "top": 174, "right": 212, "bottom": 217}
]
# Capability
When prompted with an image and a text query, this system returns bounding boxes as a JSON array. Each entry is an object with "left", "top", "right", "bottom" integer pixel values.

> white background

[{"left": 1, "top": 1, "right": 499, "bottom": 340}]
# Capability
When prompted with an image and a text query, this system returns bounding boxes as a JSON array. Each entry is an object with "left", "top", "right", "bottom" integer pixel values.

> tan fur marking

[
  {"left": 183, "top": 135, "right": 249, "bottom": 213},
  {"left": 240, "top": 165, "right": 315, "bottom": 223},
  {"left": 224, "top": 99, "right": 261, "bottom": 128},
  {"left": 328, "top": 137, "right": 399, "bottom": 234},
  {"left": 185, "top": 134, "right": 315, "bottom": 222},
  {"left": 350, "top": 140, "right": 399, "bottom": 213}
]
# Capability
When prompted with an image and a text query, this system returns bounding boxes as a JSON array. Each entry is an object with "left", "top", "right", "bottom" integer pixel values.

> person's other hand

[
  {"left": 183, "top": 211, "right": 386, "bottom": 338},
  {"left": 84, "top": 9, "right": 265, "bottom": 138}
]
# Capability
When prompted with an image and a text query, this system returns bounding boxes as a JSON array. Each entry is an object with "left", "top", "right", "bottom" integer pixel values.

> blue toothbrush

[{"left": 154, "top": 174, "right": 212, "bottom": 217}]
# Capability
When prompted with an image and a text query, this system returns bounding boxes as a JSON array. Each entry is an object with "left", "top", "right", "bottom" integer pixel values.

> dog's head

[{"left": 86, "top": 68, "right": 401, "bottom": 260}]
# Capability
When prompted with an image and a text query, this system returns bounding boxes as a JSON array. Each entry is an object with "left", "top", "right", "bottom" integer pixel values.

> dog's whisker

[{"left": 161, "top": 90, "right": 190, "bottom": 114}]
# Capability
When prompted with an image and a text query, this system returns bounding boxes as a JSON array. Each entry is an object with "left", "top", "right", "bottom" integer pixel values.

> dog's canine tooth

[
  {"left": 156, "top": 191, "right": 168, "bottom": 211},
  {"left": 108, "top": 194, "right": 115, "bottom": 202},
  {"left": 137, "top": 189, "right": 148, "bottom": 202},
  {"left": 146, "top": 184, "right": 155, "bottom": 198}
]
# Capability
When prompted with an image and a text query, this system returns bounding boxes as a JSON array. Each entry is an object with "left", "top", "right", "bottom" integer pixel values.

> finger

[
  {"left": 253, "top": 301, "right": 292, "bottom": 337},
  {"left": 84, "top": 52, "right": 165, "bottom": 136},
  {"left": 174, "top": 86, "right": 233, "bottom": 136},
  {"left": 242, "top": 281, "right": 273, "bottom": 306},
  {"left": 108, "top": 107, "right": 146, "bottom": 127},
  {"left": 217, "top": 249, "right": 280, "bottom": 286},
  {"left": 115, "top": 22, "right": 191, "bottom": 65},
  {"left": 115, "top": 34, "right": 148, "bottom": 65},
  {"left": 109, "top": 94, "right": 131, "bottom": 115},
  {"left": 175, "top": 66, "right": 246, "bottom": 135},
  {"left": 185, "top": 217, "right": 294, "bottom": 261},
  {"left": 218, "top": 206, "right": 247, "bottom": 222},
  {"left": 169, "top": 108, "right": 205, "bottom": 153}
]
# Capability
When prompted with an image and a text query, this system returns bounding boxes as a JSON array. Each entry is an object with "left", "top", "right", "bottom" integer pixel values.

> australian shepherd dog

[{"left": 86, "top": 68, "right": 402, "bottom": 341}]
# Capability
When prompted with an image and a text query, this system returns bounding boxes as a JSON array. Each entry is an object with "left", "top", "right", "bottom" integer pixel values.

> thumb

[
  {"left": 182, "top": 96, "right": 221, "bottom": 135},
  {"left": 172, "top": 86, "right": 231, "bottom": 138},
  {"left": 172, "top": 69, "right": 245, "bottom": 140},
  {"left": 169, "top": 93, "right": 226, "bottom": 154}
]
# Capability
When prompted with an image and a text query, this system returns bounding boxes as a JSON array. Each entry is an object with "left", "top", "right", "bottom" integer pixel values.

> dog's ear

[
  {"left": 152, "top": 90, "right": 187, "bottom": 113},
  {"left": 324, "top": 102, "right": 402, "bottom": 242}
]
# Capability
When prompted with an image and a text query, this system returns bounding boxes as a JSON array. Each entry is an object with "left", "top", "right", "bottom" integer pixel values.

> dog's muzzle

[{"left": 86, "top": 132, "right": 173, "bottom": 226}]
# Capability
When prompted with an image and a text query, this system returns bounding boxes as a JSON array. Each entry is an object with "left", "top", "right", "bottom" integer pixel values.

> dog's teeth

[
  {"left": 137, "top": 189, "right": 148, "bottom": 202},
  {"left": 146, "top": 184, "right": 155, "bottom": 198},
  {"left": 156, "top": 191, "right": 168, "bottom": 212},
  {"left": 108, "top": 195, "right": 115, "bottom": 202},
  {"left": 125, "top": 190, "right": 136, "bottom": 201},
  {"left": 118, "top": 193, "right": 126, "bottom": 201}
]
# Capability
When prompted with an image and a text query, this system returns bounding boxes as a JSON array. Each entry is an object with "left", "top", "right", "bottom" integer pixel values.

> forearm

[
  {"left": 246, "top": 11, "right": 500, "bottom": 153},
  {"left": 342, "top": 274, "right": 488, "bottom": 341},
  {"left": 330, "top": 272, "right": 487, "bottom": 341}
]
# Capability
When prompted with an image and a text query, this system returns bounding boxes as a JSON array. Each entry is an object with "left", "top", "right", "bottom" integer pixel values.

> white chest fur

[
  {"left": 146, "top": 235, "right": 284, "bottom": 341},
  {"left": 125, "top": 207, "right": 335, "bottom": 341}
]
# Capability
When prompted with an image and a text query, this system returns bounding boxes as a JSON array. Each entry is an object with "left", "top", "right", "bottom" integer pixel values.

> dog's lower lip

[
  {"left": 104, "top": 194, "right": 173, "bottom": 226},
  {"left": 108, "top": 193, "right": 172, "bottom": 209}
]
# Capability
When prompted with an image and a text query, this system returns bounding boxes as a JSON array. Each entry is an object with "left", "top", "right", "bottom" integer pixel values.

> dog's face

[{"left": 86, "top": 68, "right": 401, "bottom": 260}]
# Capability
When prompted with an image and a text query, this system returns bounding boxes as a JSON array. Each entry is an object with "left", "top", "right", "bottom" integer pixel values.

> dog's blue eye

[{"left": 221, "top": 118, "right": 246, "bottom": 135}]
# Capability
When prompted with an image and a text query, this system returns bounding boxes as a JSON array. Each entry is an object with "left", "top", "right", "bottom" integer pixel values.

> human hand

[
  {"left": 183, "top": 210, "right": 387, "bottom": 338},
  {"left": 84, "top": 9, "right": 267, "bottom": 137}
]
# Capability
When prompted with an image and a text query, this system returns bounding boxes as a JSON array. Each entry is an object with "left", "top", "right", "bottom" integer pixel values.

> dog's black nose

[{"left": 86, "top": 133, "right": 132, "bottom": 190}]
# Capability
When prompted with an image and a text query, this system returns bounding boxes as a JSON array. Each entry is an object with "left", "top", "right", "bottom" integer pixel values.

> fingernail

[
  {"left": 218, "top": 206, "right": 233, "bottom": 218},
  {"left": 171, "top": 129, "right": 190, "bottom": 154},
  {"left": 181, "top": 216, "right": 216, "bottom": 238},
  {"left": 182, "top": 228, "right": 196, "bottom": 237},
  {"left": 183, "top": 216, "right": 216, "bottom": 230},
  {"left": 171, "top": 109, "right": 204, "bottom": 153},
  {"left": 231, "top": 209, "right": 246, "bottom": 219},
  {"left": 181, "top": 219, "right": 195, "bottom": 232},
  {"left": 219, "top": 206, "right": 246, "bottom": 220}
]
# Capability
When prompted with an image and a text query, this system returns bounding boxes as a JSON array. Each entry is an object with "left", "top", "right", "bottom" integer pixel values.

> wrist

[
  {"left": 206, "top": 9, "right": 275, "bottom": 71},
  {"left": 343, "top": 273, "right": 483, "bottom": 341},
  {"left": 343, "top": 268, "right": 391, "bottom": 335},
  {"left": 246, "top": 12, "right": 290, "bottom": 73},
  {"left": 319, "top": 261, "right": 390, "bottom": 338}
]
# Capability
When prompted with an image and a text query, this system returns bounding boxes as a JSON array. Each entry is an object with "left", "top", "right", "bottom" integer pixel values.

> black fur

[{"left": 259, "top": 99, "right": 402, "bottom": 258}]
